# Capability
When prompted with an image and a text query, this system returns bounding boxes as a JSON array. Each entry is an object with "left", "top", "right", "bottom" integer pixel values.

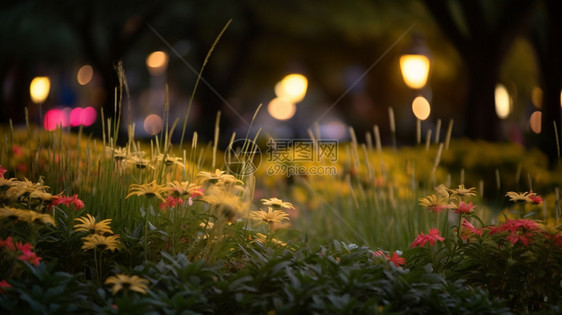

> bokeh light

[
  {"left": 70, "top": 107, "right": 83, "bottom": 127},
  {"left": 399, "top": 55, "right": 430, "bottom": 89},
  {"left": 29, "top": 76, "right": 51, "bottom": 103},
  {"left": 268, "top": 97, "right": 296, "bottom": 120},
  {"left": 77, "top": 65, "right": 94, "bottom": 85},
  {"left": 81, "top": 107, "right": 97, "bottom": 126},
  {"left": 44, "top": 109, "right": 66, "bottom": 131},
  {"left": 146, "top": 51, "right": 169, "bottom": 76},
  {"left": 494, "top": 84, "right": 511, "bottom": 119},
  {"left": 144, "top": 114, "right": 163, "bottom": 135},
  {"left": 531, "top": 87, "right": 542, "bottom": 109},
  {"left": 530, "top": 111, "right": 542, "bottom": 134},
  {"left": 412, "top": 96, "right": 431, "bottom": 120},
  {"left": 274, "top": 74, "right": 308, "bottom": 103}
]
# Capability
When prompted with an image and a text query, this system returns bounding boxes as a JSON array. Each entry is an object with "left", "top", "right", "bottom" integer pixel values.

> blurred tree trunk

[
  {"left": 422, "top": 0, "right": 533, "bottom": 141},
  {"left": 531, "top": 0, "right": 562, "bottom": 167}
]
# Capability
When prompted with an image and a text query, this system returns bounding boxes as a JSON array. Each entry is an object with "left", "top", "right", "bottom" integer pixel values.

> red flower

[
  {"left": 455, "top": 201, "right": 476, "bottom": 214},
  {"left": 528, "top": 191, "right": 542, "bottom": 204},
  {"left": 388, "top": 252, "right": 406, "bottom": 267},
  {"left": 159, "top": 196, "right": 183, "bottom": 211},
  {"left": 0, "top": 237, "right": 15, "bottom": 251},
  {"left": 0, "top": 280, "right": 11, "bottom": 293},
  {"left": 410, "top": 228, "right": 445, "bottom": 248},
  {"left": 17, "top": 248, "right": 42, "bottom": 266},
  {"left": 15, "top": 241, "right": 33, "bottom": 253},
  {"left": 0, "top": 165, "right": 6, "bottom": 178},
  {"left": 506, "top": 231, "right": 534, "bottom": 246},
  {"left": 50, "top": 194, "right": 85, "bottom": 210},
  {"left": 460, "top": 219, "right": 482, "bottom": 238}
]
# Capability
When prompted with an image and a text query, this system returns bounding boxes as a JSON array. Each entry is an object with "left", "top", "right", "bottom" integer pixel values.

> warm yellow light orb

[
  {"left": 274, "top": 74, "right": 308, "bottom": 103},
  {"left": 495, "top": 84, "right": 511, "bottom": 119},
  {"left": 400, "top": 55, "right": 430, "bottom": 89},
  {"left": 531, "top": 86, "right": 543, "bottom": 109},
  {"left": 412, "top": 96, "right": 431, "bottom": 120},
  {"left": 30, "top": 76, "right": 51, "bottom": 103},
  {"left": 77, "top": 65, "right": 94, "bottom": 85},
  {"left": 530, "top": 111, "right": 542, "bottom": 134},
  {"left": 268, "top": 97, "right": 296, "bottom": 120},
  {"left": 146, "top": 51, "right": 169, "bottom": 76}
]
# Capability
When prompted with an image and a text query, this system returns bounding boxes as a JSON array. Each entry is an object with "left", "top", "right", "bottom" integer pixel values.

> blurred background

[{"left": 1, "top": 0, "right": 561, "bottom": 163}]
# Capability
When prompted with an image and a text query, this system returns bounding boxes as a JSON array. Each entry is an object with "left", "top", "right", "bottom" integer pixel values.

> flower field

[{"left": 1, "top": 117, "right": 562, "bottom": 314}]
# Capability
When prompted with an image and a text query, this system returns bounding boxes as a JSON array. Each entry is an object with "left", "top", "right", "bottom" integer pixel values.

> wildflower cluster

[
  {"left": 0, "top": 236, "right": 42, "bottom": 266},
  {"left": 75, "top": 214, "right": 120, "bottom": 252}
]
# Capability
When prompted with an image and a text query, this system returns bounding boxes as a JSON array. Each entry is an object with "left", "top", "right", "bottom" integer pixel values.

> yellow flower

[
  {"left": 104, "top": 274, "right": 149, "bottom": 295},
  {"left": 105, "top": 146, "right": 129, "bottom": 161},
  {"left": 197, "top": 169, "right": 240, "bottom": 186},
  {"left": 434, "top": 184, "right": 449, "bottom": 198},
  {"left": 261, "top": 197, "right": 295, "bottom": 210},
  {"left": 27, "top": 211, "right": 56, "bottom": 226},
  {"left": 0, "top": 207, "right": 35, "bottom": 223},
  {"left": 5, "top": 178, "right": 49, "bottom": 200},
  {"left": 254, "top": 233, "right": 287, "bottom": 247},
  {"left": 156, "top": 154, "right": 184, "bottom": 167},
  {"left": 419, "top": 195, "right": 454, "bottom": 213},
  {"left": 505, "top": 191, "right": 531, "bottom": 203},
  {"left": 0, "top": 177, "right": 16, "bottom": 190},
  {"left": 81, "top": 234, "right": 120, "bottom": 252},
  {"left": 126, "top": 180, "right": 168, "bottom": 201},
  {"left": 250, "top": 207, "right": 290, "bottom": 224},
  {"left": 167, "top": 181, "right": 202, "bottom": 197},
  {"left": 202, "top": 192, "right": 249, "bottom": 222},
  {"left": 74, "top": 214, "right": 113, "bottom": 235},
  {"left": 447, "top": 185, "right": 476, "bottom": 197},
  {"left": 29, "top": 190, "right": 53, "bottom": 201},
  {"left": 125, "top": 155, "right": 154, "bottom": 170}
]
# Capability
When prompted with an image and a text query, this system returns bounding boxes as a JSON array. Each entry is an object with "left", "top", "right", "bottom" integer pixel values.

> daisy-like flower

[
  {"left": 418, "top": 195, "right": 454, "bottom": 213},
  {"left": 202, "top": 193, "right": 249, "bottom": 222},
  {"left": 454, "top": 201, "right": 476, "bottom": 214},
  {"left": 253, "top": 232, "right": 287, "bottom": 247},
  {"left": 105, "top": 146, "right": 129, "bottom": 161},
  {"left": 505, "top": 191, "right": 532, "bottom": 203},
  {"left": 104, "top": 274, "right": 149, "bottom": 295},
  {"left": 167, "top": 181, "right": 202, "bottom": 198},
  {"left": 261, "top": 197, "right": 295, "bottom": 210},
  {"left": 5, "top": 178, "right": 49, "bottom": 200},
  {"left": 29, "top": 190, "right": 53, "bottom": 202},
  {"left": 126, "top": 155, "right": 154, "bottom": 170},
  {"left": 250, "top": 207, "right": 290, "bottom": 224},
  {"left": 74, "top": 214, "right": 113, "bottom": 235},
  {"left": 434, "top": 184, "right": 449, "bottom": 198},
  {"left": 0, "top": 177, "right": 16, "bottom": 191},
  {"left": 197, "top": 169, "right": 240, "bottom": 186},
  {"left": 27, "top": 211, "right": 56, "bottom": 226},
  {"left": 81, "top": 234, "right": 120, "bottom": 252},
  {"left": 410, "top": 228, "right": 445, "bottom": 248},
  {"left": 126, "top": 180, "right": 168, "bottom": 201},
  {"left": 155, "top": 154, "right": 184, "bottom": 168},
  {"left": 50, "top": 194, "right": 85, "bottom": 210},
  {"left": 447, "top": 185, "right": 476, "bottom": 198},
  {"left": 0, "top": 206, "right": 28, "bottom": 221}
]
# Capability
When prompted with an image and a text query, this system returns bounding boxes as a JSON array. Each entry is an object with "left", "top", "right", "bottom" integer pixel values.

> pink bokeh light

[
  {"left": 80, "top": 106, "right": 97, "bottom": 126},
  {"left": 43, "top": 107, "right": 97, "bottom": 130}
]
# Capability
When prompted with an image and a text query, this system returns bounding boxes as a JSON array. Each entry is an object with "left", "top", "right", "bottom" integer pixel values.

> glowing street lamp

[{"left": 30, "top": 76, "right": 51, "bottom": 103}]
